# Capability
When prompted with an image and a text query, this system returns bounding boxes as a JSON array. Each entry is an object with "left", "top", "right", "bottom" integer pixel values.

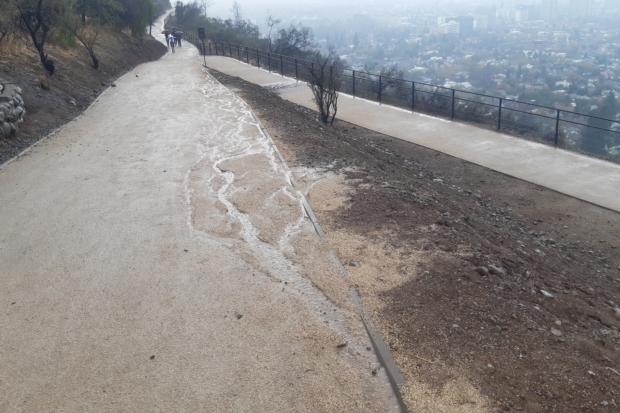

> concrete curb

[
  {"left": 300, "top": 194, "right": 326, "bottom": 237},
  {"left": 330, "top": 250, "right": 348, "bottom": 276},
  {"left": 350, "top": 287, "right": 409, "bottom": 413},
  {"left": 250, "top": 111, "right": 298, "bottom": 187}
]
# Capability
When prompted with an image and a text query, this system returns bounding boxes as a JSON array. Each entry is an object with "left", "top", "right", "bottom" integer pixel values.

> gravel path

[{"left": 0, "top": 16, "right": 399, "bottom": 412}]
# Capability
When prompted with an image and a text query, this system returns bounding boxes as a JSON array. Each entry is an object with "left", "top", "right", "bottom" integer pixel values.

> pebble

[
  {"left": 540, "top": 290, "right": 555, "bottom": 298},
  {"left": 476, "top": 267, "right": 489, "bottom": 276},
  {"left": 452, "top": 324, "right": 459, "bottom": 329},
  {"left": 349, "top": 261, "right": 356, "bottom": 267},
  {"left": 601, "top": 401, "right": 609, "bottom": 406},
  {"left": 555, "top": 320, "right": 562, "bottom": 326},
  {"left": 551, "top": 328, "right": 562, "bottom": 336},
  {"left": 614, "top": 308, "right": 620, "bottom": 320},
  {"left": 489, "top": 265, "right": 505, "bottom": 276},
  {"left": 487, "top": 364, "right": 493, "bottom": 369}
]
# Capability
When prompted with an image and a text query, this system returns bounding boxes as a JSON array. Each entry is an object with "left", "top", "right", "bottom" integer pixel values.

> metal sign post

[{"left": 198, "top": 28, "right": 206, "bottom": 66}]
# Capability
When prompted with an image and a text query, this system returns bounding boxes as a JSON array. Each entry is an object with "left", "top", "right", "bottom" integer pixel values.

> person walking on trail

[
  {"left": 173, "top": 32, "right": 182, "bottom": 47},
  {"left": 163, "top": 30, "right": 171, "bottom": 46},
  {"left": 167, "top": 35, "right": 176, "bottom": 53}
]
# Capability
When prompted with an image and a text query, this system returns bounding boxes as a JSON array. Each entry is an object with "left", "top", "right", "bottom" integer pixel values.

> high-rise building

[
  {"left": 540, "top": 0, "right": 558, "bottom": 20},
  {"left": 430, "top": 21, "right": 460, "bottom": 35},
  {"left": 444, "top": 16, "right": 474, "bottom": 37}
]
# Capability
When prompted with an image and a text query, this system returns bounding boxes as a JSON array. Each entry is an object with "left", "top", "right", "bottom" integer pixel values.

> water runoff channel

[{"left": 179, "top": 62, "right": 403, "bottom": 411}]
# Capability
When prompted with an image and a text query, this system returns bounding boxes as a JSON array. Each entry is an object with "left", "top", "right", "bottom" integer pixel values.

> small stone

[
  {"left": 366, "top": 346, "right": 372, "bottom": 351},
  {"left": 476, "top": 267, "right": 489, "bottom": 276},
  {"left": 588, "top": 370, "right": 596, "bottom": 376},
  {"left": 452, "top": 324, "right": 459, "bottom": 329},
  {"left": 150, "top": 355, "right": 155, "bottom": 360},
  {"left": 336, "top": 342, "right": 348, "bottom": 348},
  {"left": 111, "top": 83, "right": 117, "bottom": 87},
  {"left": 555, "top": 320, "right": 562, "bottom": 326},
  {"left": 601, "top": 401, "right": 609, "bottom": 406},
  {"left": 614, "top": 308, "right": 620, "bottom": 320},
  {"left": 349, "top": 261, "right": 356, "bottom": 267},
  {"left": 551, "top": 328, "right": 562, "bottom": 336},
  {"left": 540, "top": 290, "right": 555, "bottom": 298},
  {"left": 489, "top": 265, "right": 506, "bottom": 276},
  {"left": 487, "top": 364, "right": 493, "bottom": 369},
  {"left": 494, "top": 325, "right": 502, "bottom": 332}
]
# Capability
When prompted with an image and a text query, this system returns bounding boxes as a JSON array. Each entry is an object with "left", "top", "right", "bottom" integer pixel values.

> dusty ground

[
  {"left": 0, "top": 31, "right": 166, "bottom": 164},
  {"left": 211, "top": 69, "right": 620, "bottom": 413},
  {"left": 0, "top": 31, "right": 400, "bottom": 411}
]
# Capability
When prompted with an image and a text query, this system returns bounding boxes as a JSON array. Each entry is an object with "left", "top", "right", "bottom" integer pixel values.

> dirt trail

[{"left": 0, "top": 16, "right": 400, "bottom": 412}]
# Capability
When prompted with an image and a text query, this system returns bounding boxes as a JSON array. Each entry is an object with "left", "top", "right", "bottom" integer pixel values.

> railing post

[
  {"left": 497, "top": 98, "right": 503, "bottom": 130},
  {"left": 245, "top": 47, "right": 249, "bottom": 64},
  {"left": 412, "top": 82, "right": 415, "bottom": 110},
  {"left": 268, "top": 52, "right": 271, "bottom": 72},
  {"left": 280, "top": 55, "right": 283, "bottom": 76},
  {"left": 237, "top": 44, "right": 240, "bottom": 59},
  {"left": 378, "top": 76, "right": 382, "bottom": 103},
  {"left": 209, "top": 42, "right": 212, "bottom": 55},
  {"left": 352, "top": 71, "right": 356, "bottom": 96},
  {"left": 555, "top": 110, "right": 560, "bottom": 145},
  {"left": 295, "top": 58, "right": 298, "bottom": 80},
  {"left": 228, "top": 42, "right": 232, "bottom": 57},
  {"left": 451, "top": 89, "right": 456, "bottom": 119},
  {"left": 256, "top": 49, "right": 259, "bottom": 67}
]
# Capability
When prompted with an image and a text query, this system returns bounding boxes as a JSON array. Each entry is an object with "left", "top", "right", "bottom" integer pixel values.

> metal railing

[{"left": 174, "top": 34, "right": 620, "bottom": 163}]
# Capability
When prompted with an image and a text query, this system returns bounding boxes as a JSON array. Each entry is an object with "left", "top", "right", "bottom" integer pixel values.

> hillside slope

[{"left": 212, "top": 68, "right": 620, "bottom": 413}]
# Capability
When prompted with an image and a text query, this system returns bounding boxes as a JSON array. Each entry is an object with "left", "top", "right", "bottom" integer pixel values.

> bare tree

[
  {"left": 230, "top": 1, "right": 241, "bottom": 25},
  {"left": 11, "top": 0, "right": 68, "bottom": 75},
  {"left": 265, "top": 12, "right": 280, "bottom": 51},
  {"left": 265, "top": 13, "right": 313, "bottom": 57},
  {"left": 230, "top": 1, "right": 258, "bottom": 37},
  {"left": 62, "top": 14, "right": 103, "bottom": 69},
  {"left": 199, "top": 0, "right": 213, "bottom": 17},
  {"left": 304, "top": 47, "right": 341, "bottom": 125}
]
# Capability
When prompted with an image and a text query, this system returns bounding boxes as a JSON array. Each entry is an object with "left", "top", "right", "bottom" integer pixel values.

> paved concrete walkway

[
  {"left": 204, "top": 56, "right": 620, "bottom": 213},
  {"left": 0, "top": 16, "right": 398, "bottom": 412}
]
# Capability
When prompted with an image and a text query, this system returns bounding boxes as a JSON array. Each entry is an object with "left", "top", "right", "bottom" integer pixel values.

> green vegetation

[
  {"left": 170, "top": 1, "right": 264, "bottom": 48},
  {"left": 0, "top": 0, "right": 170, "bottom": 74}
]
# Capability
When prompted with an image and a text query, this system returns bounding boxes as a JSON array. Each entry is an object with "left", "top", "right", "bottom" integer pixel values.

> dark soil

[
  {"left": 211, "top": 69, "right": 620, "bottom": 412},
  {"left": 0, "top": 32, "right": 166, "bottom": 164}
]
